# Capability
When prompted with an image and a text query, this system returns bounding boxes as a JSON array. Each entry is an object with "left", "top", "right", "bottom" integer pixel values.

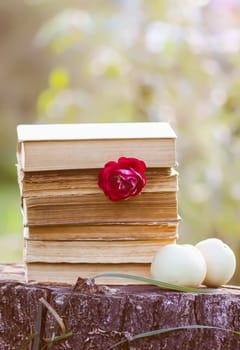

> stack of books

[{"left": 17, "top": 122, "right": 179, "bottom": 284}]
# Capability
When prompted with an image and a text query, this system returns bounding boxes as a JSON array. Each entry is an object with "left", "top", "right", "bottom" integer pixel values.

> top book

[{"left": 17, "top": 122, "right": 177, "bottom": 171}]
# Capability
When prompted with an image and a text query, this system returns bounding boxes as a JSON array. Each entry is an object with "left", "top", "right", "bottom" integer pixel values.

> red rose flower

[{"left": 98, "top": 157, "right": 147, "bottom": 201}]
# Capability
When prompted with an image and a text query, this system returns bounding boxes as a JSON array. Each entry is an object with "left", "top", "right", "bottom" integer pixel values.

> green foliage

[
  {"left": 0, "top": 184, "right": 22, "bottom": 262},
  {"left": 34, "top": 2, "right": 240, "bottom": 245},
  {"left": 107, "top": 325, "right": 240, "bottom": 350},
  {"left": 36, "top": 9, "right": 92, "bottom": 53},
  {"left": 0, "top": 184, "right": 22, "bottom": 235},
  {"left": 49, "top": 68, "right": 70, "bottom": 89},
  {"left": 93, "top": 273, "right": 214, "bottom": 293}
]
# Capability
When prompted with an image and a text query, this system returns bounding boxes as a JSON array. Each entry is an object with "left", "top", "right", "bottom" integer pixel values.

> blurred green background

[{"left": 0, "top": 0, "right": 239, "bottom": 283}]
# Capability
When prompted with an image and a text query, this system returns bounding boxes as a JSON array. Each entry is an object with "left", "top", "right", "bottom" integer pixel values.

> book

[
  {"left": 24, "top": 221, "right": 179, "bottom": 241},
  {"left": 25, "top": 238, "right": 176, "bottom": 264},
  {"left": 22, "top": 191, "right": 178, "bottom": 225},
  {"left": 26, "top": 263, "right": 153, "bottom": 285},
  {"left": 17, "top": 122, "right": 176, "bottom": 171},
  {"left": 18, "top": 168, "right": 178, "bottom": 198}
]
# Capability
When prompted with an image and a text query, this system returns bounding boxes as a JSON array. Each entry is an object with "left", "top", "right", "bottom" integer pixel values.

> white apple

[
  {"left": 196, "top": 238, "right": 236, "bottom": 287},
  {"left": 151, "top": 243, "right": 207, "bottom": 288}
]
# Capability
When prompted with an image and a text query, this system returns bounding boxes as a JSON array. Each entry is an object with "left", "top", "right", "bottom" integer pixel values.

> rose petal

[
  {"left": 118, "top": 157, "right": 146, "bottom": 174},
  {"left": 98, "top": 157, "right": 147, "bottom": 201}
]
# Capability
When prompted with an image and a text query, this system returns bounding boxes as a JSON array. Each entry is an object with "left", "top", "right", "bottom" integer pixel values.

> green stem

[
  {"left": 107, "top": 325, "right": 240, "bottom": 350},
  {"left": 93, "top": 273, "right": 214, "bottom": 294}
]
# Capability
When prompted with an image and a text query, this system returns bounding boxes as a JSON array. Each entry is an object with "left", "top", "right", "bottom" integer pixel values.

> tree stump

[{"left": 0, "top": 264, "right": 240, "bottom": 350}]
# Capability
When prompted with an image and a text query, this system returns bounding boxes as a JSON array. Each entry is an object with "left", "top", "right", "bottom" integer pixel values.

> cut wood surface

[{"left": 0, "top": 264, "right": 240, "bottom": 350}]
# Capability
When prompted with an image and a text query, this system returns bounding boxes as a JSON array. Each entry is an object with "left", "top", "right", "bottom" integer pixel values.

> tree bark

[{"left": 0, "top": 264, "right": 239, "bottom": 350}]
